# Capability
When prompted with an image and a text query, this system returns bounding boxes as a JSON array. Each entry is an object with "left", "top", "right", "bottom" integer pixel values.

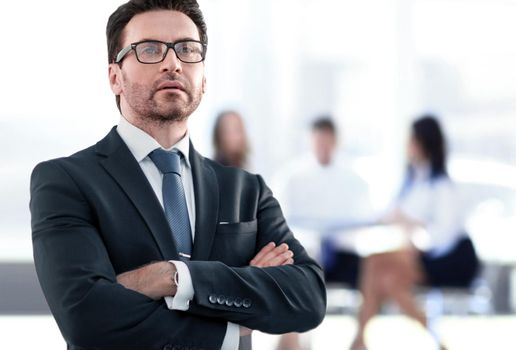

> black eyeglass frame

[{"left": 115, "top": 39, "right": 207, "bottom": 64}]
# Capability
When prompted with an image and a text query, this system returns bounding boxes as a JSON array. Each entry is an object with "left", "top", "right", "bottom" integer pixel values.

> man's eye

[
  {"left": 178, "top": 45, "right": 194, "bottom": 54},
  {"left": 139, "top": 44, "right": 162, "bottom": 56}
]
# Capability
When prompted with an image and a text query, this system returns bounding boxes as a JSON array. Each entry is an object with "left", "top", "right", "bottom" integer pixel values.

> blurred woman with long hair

[
  {"left": 212, "top": 110, "right": 250, "bottom": 169},
  {"left": 350, "top": 115, "right": 479, "bottom": 350}
]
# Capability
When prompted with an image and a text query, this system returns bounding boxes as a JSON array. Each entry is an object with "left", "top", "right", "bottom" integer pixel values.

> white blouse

[{"left": 397, "top": 169, "right": 465, "bottom": 258}]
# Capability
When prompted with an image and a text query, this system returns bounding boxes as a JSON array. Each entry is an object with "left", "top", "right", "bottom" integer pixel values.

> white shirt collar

[{"left": 116, "top": 116, "right": 191, "bottom": 167}]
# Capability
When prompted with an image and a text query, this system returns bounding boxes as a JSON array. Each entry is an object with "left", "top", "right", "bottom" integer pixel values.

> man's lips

[{"left": 156, "top": 80, "right": 185, "bottom": 91}]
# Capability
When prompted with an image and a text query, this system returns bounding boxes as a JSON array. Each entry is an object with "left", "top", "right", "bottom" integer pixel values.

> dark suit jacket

[{"left": 30, "top": 127, "right": 326, "bottom": 350}]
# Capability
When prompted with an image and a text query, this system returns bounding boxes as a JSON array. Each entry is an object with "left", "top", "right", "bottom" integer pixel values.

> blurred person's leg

[
  {"left": 379, "top": 249, "right": 426, "bottom": 326},
  {"left": 275, "top": 332, "right": 304, "bottom": 350},
  {"left": 239, "top": 334, "right": 252, "bottom": 350},
  {"left": 351, "top": 253, "right": 390, "bottom": 350},
  {"left": 351, "top": 249, "right": 426, "bottom": 350},
  {"left": 418, "top": 236, "right": 480, "bottom": 350}
]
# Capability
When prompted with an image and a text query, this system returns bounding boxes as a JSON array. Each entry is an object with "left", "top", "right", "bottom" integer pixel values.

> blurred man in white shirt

[{"left": 273, "top": 117, "right": 374, "bottom": 350}]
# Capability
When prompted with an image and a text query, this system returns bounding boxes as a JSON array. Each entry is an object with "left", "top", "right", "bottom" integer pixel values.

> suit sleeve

[
  {"left": 185, "top": 175, "right": 327, "bottom": 334},
  {"left": 30, "top": 160, "right": 227, "bottom": 350}
]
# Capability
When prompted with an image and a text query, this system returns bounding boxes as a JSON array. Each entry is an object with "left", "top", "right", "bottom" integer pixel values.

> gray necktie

[{"left": 149, "top": 149, "right": 192, "bottom": 260}]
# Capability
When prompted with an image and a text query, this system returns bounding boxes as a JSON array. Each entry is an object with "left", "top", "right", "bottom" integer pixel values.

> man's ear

[{"left": 108, "top": 63, "right": 123, "bottom": 95}]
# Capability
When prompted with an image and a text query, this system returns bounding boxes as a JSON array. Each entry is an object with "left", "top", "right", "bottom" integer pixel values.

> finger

[
  {"left": 264, "top": 249, "right": 294, "bottom": 267},
  {"left": 282, "top": 257, "right": 294, "bottom": 265},
  {"left": 250, "top": 242, "right": 276, "bottom": 266},
  {"left": 252, "top": 243, "right": 286, "bottom": 266},
  {"left": 250, "top": 242, "right": 276, "bottom": 265},
  {"left": 261, "top": 244, "right": 289, "bottom": 264},
  {"left": 258, "top": 243, "right": 289, "bottom": 266}
]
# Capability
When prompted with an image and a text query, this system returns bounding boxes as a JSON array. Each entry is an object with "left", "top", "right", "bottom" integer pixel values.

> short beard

[{"left": 122, "top": 72, "right": 202, "bottom": 126}]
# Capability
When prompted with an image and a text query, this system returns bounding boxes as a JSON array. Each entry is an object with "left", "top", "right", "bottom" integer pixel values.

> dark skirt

[
  {"left": 324, "top": 250, "right": 361, "bottom": 288},
  {"left": 420, "top": 236, "right": 480, "bottom": 288}
]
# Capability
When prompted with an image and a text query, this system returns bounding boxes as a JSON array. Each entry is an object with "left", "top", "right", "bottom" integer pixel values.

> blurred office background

[{"left": 1, "top": 0, "right": 515, "bottom": 348}]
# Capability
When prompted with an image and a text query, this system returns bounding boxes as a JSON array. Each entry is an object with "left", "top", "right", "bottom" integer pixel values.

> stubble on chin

[
  {"left": 144, "top": 96, "right": 190, "bottom": 125},
  {"left": 123, "top": 78, "right": 202, "bottom": 127}
]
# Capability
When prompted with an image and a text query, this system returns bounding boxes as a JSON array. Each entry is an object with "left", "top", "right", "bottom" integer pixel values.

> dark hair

[
  {"left": 410, "top": 114, "right": 447, "bottom": 179},
  {"left": 106, "top": 0, "right": 208, "bottom": 110},
  {"left": 212, "top": 110, "right": 250, "bottom": 168},
  {"left": 311, "top": 116, "right": 337, "bottom": 135}
]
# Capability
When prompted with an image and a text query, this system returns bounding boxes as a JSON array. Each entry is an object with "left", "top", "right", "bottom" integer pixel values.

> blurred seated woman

[
  {"left": 212, "top": 110, "right": 250, "bottom": 169},
  {"left": 350, "top": 115, "right": 479, "bottom": 350}
]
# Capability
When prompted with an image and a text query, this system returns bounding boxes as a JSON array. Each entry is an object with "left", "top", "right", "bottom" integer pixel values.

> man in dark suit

[{"left": 29, "top": 1, "right": 326, "bottom": 349}]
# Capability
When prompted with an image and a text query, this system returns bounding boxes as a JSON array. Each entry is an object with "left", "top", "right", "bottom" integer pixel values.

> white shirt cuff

[
  {"left": 221, "top": 322, "right": 240, "bottom": 350},
  {"left": 164, "top": 262, "right": 239, "bottom": 349},
  {"left": 164, "top": 260, "right": 194, "bottom": 311}
]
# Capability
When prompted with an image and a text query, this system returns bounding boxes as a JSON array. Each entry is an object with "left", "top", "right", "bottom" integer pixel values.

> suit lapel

[
  {"left": 189, "top": 142, "right": 219, "bottom": 260},
  {"left": 96, "top": 128, "right": 178, "bottom": 260}
]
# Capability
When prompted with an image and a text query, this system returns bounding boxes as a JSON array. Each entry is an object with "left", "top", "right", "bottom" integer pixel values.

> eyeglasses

[{"left": 115, "top": 39, "right": 207, "bottom": 64}]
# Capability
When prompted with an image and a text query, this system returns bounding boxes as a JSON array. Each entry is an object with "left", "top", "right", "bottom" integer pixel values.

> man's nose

[{"left": 159, "top": 48, "right": 182, "bottom": 73}]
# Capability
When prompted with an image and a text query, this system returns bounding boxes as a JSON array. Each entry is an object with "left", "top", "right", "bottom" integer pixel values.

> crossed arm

[
  {"left": 117, "top": 242, "right": 293, "bottom": 299},
  {"left": 117, "top": 242, "right": 294, "bottom": 335}
]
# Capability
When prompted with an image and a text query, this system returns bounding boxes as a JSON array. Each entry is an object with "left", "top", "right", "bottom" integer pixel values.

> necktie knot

[{"left": 149, "top": 149, "right": 182, "bottom": 175}]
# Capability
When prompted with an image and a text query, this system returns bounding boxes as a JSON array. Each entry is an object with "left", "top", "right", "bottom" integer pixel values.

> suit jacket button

[
  {"left": 208, "top": 294, "right": 217, "bottom": 304},
  {"left": 225, "top": 297, "right": 234, "bottom": 307},
  {"left": 243, "top": 298, "right": 252, "bottom": 308},
  {"left": 234, "top": 297, "right": 243, "bottom": 307},
  {"left": 217, "top": 295, "right": 226, "bottom": 304}
]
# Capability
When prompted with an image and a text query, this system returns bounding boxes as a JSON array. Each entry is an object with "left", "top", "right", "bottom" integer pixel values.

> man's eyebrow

[{"left": 135, "top": 37, "right": 200, "bottom": 43}]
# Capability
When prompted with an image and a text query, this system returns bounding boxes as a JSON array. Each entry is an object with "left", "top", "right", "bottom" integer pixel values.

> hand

[
  {"left": 117, "top": 261, "right": 177, "bottom": 300},
  {"left": 239, "top": 242, "right": 294, "bottom": 336},
  {"left": 249, "top": 242, "right": 294, "bottom": 267}
]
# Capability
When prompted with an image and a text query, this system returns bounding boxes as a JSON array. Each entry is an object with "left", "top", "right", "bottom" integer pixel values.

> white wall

[{"left": 1, "top": 0, "right": 516, "bottom": 260}]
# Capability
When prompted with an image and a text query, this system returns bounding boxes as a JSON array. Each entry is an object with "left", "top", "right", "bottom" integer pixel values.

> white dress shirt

[
  {"left": 396, "top": 166, "right": 465, "bottom": 257},
  {"left": 117, "top": 116, "right": 239, "bottom": 350},
  {"left": 273, "top": 155, "right": 374, "bottom": 249}
]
